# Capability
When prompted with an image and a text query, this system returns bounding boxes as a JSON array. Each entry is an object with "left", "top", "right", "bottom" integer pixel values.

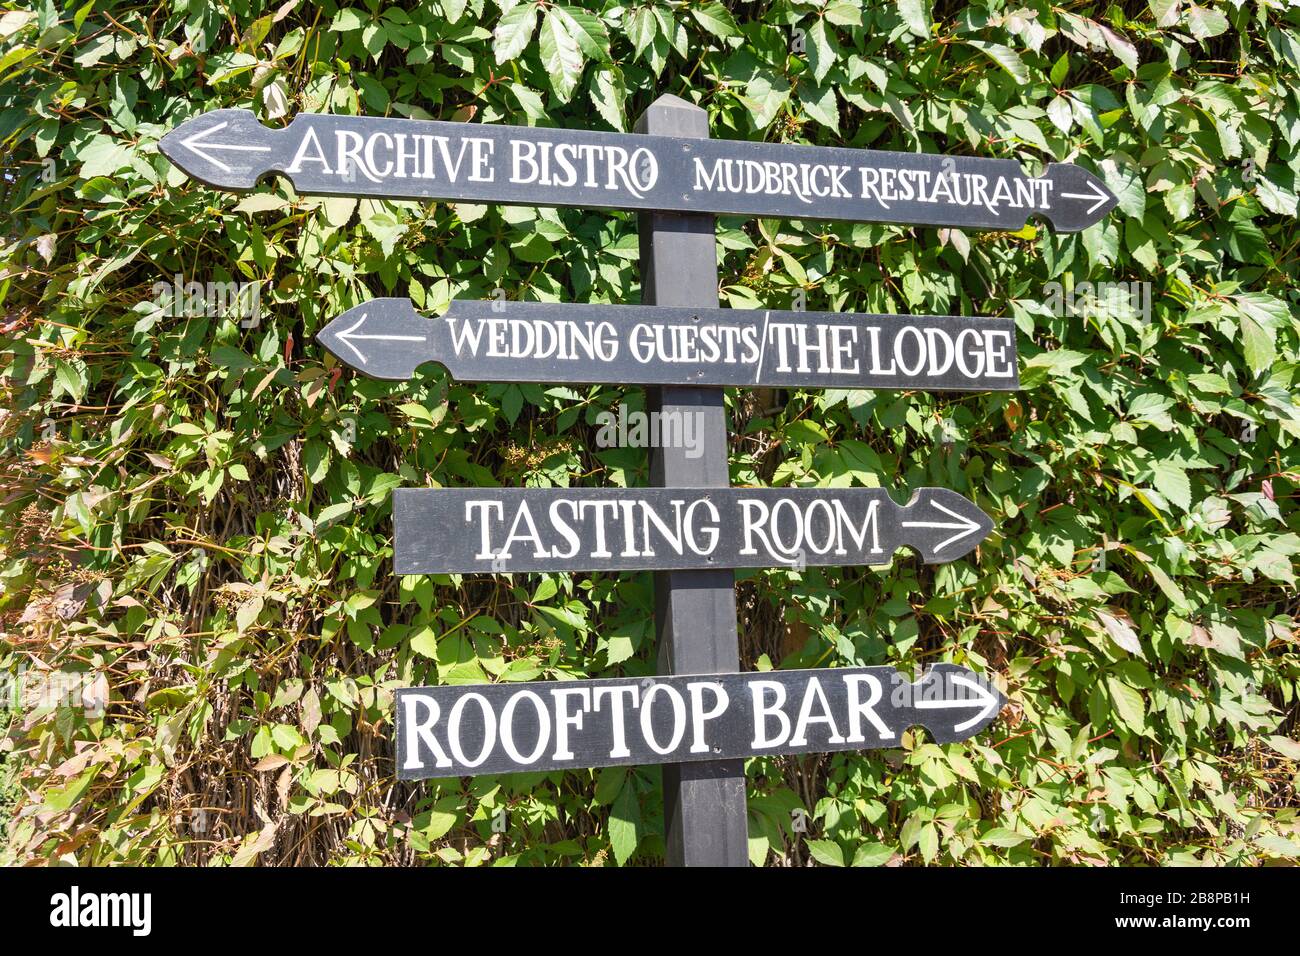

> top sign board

[{"left": 161, "top": 108, "right": 1118, "bottom": 232}]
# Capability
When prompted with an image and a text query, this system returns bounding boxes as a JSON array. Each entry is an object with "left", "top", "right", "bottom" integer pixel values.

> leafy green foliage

[{"left": 0, "top": 0, "right": 1298, "bottom": 866}]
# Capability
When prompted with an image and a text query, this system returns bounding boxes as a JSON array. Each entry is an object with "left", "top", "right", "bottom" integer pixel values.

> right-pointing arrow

[
  {"left": 914, "top": 673, "right": 1003, "bottom": 733},
  {"left": 901, "top": 498, "right": 983, "bottom": 552},
  {"left": 1059, "top": 178, "right": 1112, "bottom": 216},
  {"left": 1044, "top": 162, "right": 1118, "bottom": 230},
  {"left": 899, "top": 491, "right": 993, "bottom": 560}
]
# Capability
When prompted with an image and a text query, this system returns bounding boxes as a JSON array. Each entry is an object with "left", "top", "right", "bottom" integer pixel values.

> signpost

[
  {"left": 157, "top": 91, "right": 1098, "bottom": 867},
  {"left": 634, "top": 96, "right": 747, "bottom": 866},
  {"left": 395, "top": 664, "right": 1005, "bottom": 780},
  {"left": 317, "top": 298, "right": 1020, "bottom": 392},
  {"left": 161, "top": 107, "right": 1116, "bottom": 232},
  {"left": 392, "top": 486, "right": 993, "bottom": 574}
]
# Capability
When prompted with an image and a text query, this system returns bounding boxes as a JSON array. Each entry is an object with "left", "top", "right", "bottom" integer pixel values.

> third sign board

[{"left": 392, "top": 487, "right": 994, "bottom": 574}]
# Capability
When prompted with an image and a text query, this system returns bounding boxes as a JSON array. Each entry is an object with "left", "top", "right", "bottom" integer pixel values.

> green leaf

[
  {"left": 493, "top": 1, "right": 539, "bottom": 63},
  {"left": 1149, "top": 460, "right": 1191, "bottom": 512},
  {"left": 54, "top": 358, "right": 87, "bottom": 402},
  {"left": 604, "top": 628, "right": 636, "bottom": 665},
  {"left": 609, "top": 781, "right": 640, "bottom": 865},
  {"left": 626, "top": 5, "right": 657, "bottom": 57},
  {"left": 1255, "top": 172, "right": 1298, "bottom": 216},
  {"left": 440, "top": 0, "right": 468, "bottom": 24},
  {"left": 917, "top": 823, "right": 939, "bottom": 862},
  {"left": 981, "top": 827, "right": 1032, "bottom": 848},
  {"left": 807, "top": 839, "right": 845, "bottom": 866},
  {"left": 1266, "top": 737, "right": 1300, "bottom": 760},
  {"left": 556, "top": 7, "right": 610, "bottom": 61},
  {"left": 1095, "top": 606, "right": 1144, "bottom": 656},
  {"left": 805, "top": 18, "right": 836, "bottom": 84},
  {"left": 592, "top": 67, "right": 628, "bottom": 130},
  {"left": 798, "top": 80, "right": 839, "bottom": 131},
  {"left": 1230, "top": 293, "right": 1289, "bottom": 376},
  {"left": 593, "top": 766, "right": 627, "bottom": 806},
  {"left": 824, "top": 2, "right": 862, "bottom": 26},
  {"left": 1185, "top": 4, "right": 1229, "bottom": 42},
  {"left": 966, "top": 41, "right": 1029, "bottom": 84},
  {"left": 896, "top": 0, "right": 930, "bottom": 36},
  {"left": 360, "top": 207, "right": 408, "bottom": 257},
  {"left": 409, "top": 626, "right": 438, "bottom": 658},
  {"left": 850, "top": 842, "right": 895, "bottom": 866},
  {"left": 1107, "top": 676, "right": 1146, "bottom": 732},
  {"left": 691, "top": 2, "right": 739, "bottom": 38},
  {"left": 538, "top": 9, "right": 584, "bottom": 101},
  {"left": 331, "top": 8, "right": 367, "bottom": 32}
]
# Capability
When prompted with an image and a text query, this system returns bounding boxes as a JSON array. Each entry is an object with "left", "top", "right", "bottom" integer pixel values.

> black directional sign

[
  {"left": 395, "top": 663, "right": 1005, "bottom": 779},
  {"left": 161, "top": 108, "right": 1117, "bottom": 232},
  {"left": 318, "top": 298, "right": 1020, "bottom": 392},
  {"left": 392, "top": 487, "right": 993, "bottom": 574}
]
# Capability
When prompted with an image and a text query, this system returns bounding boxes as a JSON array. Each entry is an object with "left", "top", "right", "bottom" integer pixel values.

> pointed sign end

[
  {"left": 160, "top": 108, "right": 275, "bottom": 191},
  {"left": 1042, "top": 162, "right": 1120, "bottom": 232},
  {"left": 317, "top": 299, "right": 430, "bottom": 381},
  {"left": 913, "top": 664, "right": 1006, "bottom": 742},
  {"left": 901, "top": 488, "right": 994, "bottom": 563}
]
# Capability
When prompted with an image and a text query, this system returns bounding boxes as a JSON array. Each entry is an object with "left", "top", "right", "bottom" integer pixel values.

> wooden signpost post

[{"left": 163, "top": 93, "right": 1115, "bottom": 866}]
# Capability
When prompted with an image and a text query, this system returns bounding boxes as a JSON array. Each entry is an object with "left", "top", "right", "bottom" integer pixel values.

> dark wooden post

[{"left": 635, "top": 94, "right": 749, "bottom": 867}]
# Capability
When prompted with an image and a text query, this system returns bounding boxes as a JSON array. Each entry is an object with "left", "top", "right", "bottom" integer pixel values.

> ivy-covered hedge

[{"left": 1, "top": 0, "right": 1297, "bottom": 866}]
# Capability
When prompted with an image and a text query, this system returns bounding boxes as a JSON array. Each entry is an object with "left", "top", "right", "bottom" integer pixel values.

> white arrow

[
  {"left": 179, "top": 121, "right": 272, "bottom": 173},
  {"left": 334, "top": 313, "right": 427, "bottom": 365},
  {"left": 914, "top": 674, "right": 1001, "bottom": 733},
  {"left": 1059, "top": 179, "right": 1110, "bottom": 215},
  {"left": 900, "top": 498, "right": 982, "bottom": 552}
]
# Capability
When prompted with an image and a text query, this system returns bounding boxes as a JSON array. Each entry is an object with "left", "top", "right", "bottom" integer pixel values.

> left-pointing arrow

[
  {"left": 159, "top": 109, "right": 283, "bottom": 190},
  {"left": 316, "top": 300, "right": 433, "bottom": 380},
  {"left": 175, "top": 120, "right": 272, "bottom": 173},
  {"left": 331, "top": 312, "right": 428, "bottom": 366}
]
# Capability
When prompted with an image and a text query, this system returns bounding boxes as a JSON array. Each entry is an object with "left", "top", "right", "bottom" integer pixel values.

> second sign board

[{"left": 318, "top": 298, "right": 1020, "bottom": 392}]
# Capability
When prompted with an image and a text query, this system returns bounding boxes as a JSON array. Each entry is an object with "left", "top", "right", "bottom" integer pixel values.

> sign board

[
  {"left": 161, "top": 108, "right": 1116, "bottom": 232},
  {"left": 318, "top": 298, "right": 1021, "bottom": 392},
  {"left": 395, "top": 663, "right": 1005, "bottom": 779},
  {"left": 392, "top": 487, "right": 993, "bottom": 574}
]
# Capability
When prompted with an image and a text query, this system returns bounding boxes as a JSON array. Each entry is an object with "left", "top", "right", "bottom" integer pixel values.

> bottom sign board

[{"left": 395, "top": 664, "right": 1004, "bottom": 779}]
